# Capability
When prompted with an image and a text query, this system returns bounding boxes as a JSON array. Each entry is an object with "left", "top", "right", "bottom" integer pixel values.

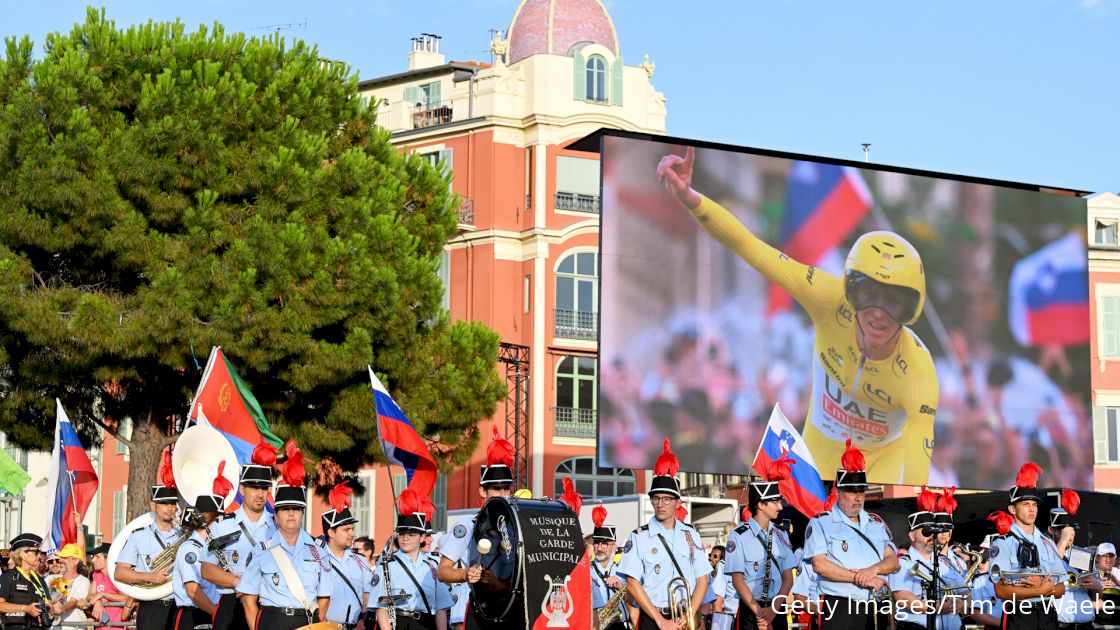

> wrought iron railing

[
  {"left": 552, "top": 406, "right": 597, "bottom": 438},
  {"left": 555, "top": 191, "right": 600, "bottom": 213},
  {"left": 554, "top": 308, "right": 597, "bottom": 340},
  {"left": 411, "top": 99, "right": 456, "bottom": 129}
]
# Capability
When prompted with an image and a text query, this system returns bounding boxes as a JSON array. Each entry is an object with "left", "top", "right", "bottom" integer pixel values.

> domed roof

[{"left": 506, "top": 0, "right": 620, "bottom": 65}]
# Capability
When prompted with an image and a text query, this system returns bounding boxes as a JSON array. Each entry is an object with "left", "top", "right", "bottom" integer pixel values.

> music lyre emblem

[{"left": 541, "top": 574, "right": 574, "bottom": 627}]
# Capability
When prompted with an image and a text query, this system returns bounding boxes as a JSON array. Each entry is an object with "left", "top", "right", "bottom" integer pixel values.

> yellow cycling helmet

[{"left": 843, "top": 231, "right": 926, "bottom": 325}]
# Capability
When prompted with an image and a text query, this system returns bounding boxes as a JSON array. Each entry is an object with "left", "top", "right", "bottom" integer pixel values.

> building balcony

[
  {"left": 555, "top": 191, "right": 600, "bottom": 214},
  {"left": 552, "top": 406, "right": 597, "bottom": 438},
  {"left": 554, "top": 309, "right": 597, "bottom": 340},
  {"left": 411, "top": 99, "right": 456, "bottom": 130},
  {"left": 457, "top": 197, "right": 475, "bottom": 230}
]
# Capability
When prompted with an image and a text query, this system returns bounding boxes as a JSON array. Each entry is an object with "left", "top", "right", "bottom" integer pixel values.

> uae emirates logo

[
  {"left": 540, "top": 574, "right": 573, "bottom": 627},
  {"left": 218, "top": 383, "right": 232, "bottom": 412}
]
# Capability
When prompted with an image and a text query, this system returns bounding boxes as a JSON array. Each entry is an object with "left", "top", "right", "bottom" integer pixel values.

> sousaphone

[{"left": 172, "top": 420, "right": 241, "bottom": 512}]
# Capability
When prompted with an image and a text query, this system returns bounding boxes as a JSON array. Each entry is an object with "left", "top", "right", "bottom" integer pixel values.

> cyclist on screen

[{"left": 657, "top": 146, "right": 939, "bottom": 485}]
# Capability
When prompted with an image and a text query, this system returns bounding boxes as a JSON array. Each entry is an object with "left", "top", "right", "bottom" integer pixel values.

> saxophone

[
  {"left": 953, "top": 543, "right": 984, "bottom": 584},
  {"left": 597, "top": 585, "right": 629, "bottom": 628}
]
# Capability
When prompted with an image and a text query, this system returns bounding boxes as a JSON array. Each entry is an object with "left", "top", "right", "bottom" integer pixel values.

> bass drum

[{"left": 108, "top": 512, "right": 174, "bottom": 601}]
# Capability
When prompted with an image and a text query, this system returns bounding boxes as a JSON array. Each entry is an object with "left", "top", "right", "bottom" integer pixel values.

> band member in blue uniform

[
  {"left": 239, "top": 442, "right": 330, "bottom": 630},
  {"left": 0, "top": 534, "right": 63, "bottom": 628},
  {"left": 1047, "top": 490, "right": 1093, "bottom": 630},
  {"left": 589, "top": 502, "right": 628, "bottom": 630},
  {"left": 803, "top": 440, "right": 898, "bottom": 630},
  {"left": 988, "top": 462, "right": 1066, "bottom": 630},
  {"left": 889, "top": 491, "right": 968, "bottom": 630},
  {"left": 617, "top": 438, "right": 709, "bottom": 630},
  {"left": 725, "top": 453, "right": 798, "bottom": 630},
  {"left": 203, "top": 442, "right": 278, "bottom": 630},
  {"left": 320, "top": 481, "right": 371, "bottom": 629},
  {"left": 374, "top": 489, "right": 453, "bottom": 630},
  {"left": 172, "top": 465, "right": 231, "bottom": 630},
  {"left": 115, "top": 455, "right": 183, "bottom": 630}
]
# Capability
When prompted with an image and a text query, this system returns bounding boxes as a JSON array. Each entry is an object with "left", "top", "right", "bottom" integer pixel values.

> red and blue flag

[
  {"left": 752, "top": 404, "right": 829, "bottom": 518},
  {"left": 768, "top": 161, "right": 871, "bottom": 315},
  {"left": 369, "top": 366, "right": 438, "bottom": 498},
  {"left": 43, "top": 399, "right": 98, "bottom": 550},
  {"left": 1009, "top": 233, "right": 1089, "bottom": 347}
]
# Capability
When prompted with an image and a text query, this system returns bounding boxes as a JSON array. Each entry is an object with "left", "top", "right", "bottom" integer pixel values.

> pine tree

[{"left": 0, "top": 9, "right": 505, "bottom": 518}]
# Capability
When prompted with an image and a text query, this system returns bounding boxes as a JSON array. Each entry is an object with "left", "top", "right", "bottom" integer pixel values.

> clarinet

[
  {"left": 761, "top": 529, "right": 773, "bottom": 609},
  {"left": 380, "top": 534, "right": 399, "bottom": 630}
]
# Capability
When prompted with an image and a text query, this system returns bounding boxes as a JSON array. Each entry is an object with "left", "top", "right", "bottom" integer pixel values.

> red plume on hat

[
  {"left": 592, "top": 502, "right": 608, "bottom": 529},
  {"left": 213, "top": 461, "right": 233, "bottom": 499},
  {"left": 1015, "top": 462, "right": 1043, "bottom": 489},
  {"left": 840, "top": 439, "right": 865, "bottom": 472},
  {"left": 766, "top": 452, "right": 796, "bottom": 482},
  {"left": 654, "top": 438, "right": 679, "bottom": 477},
  {"left": 916, "top": 485, "right": 938, "bottom": 513},
  {"left": 397, "top": 487, "right": 421, "bottom": 517},
  {"left": 1061, "top": 489, "right": 1081, "bottom": 516},
  {"left": 251, "top": 442, "right": 277, "bottom": 467},
  {"left": 824, "top": 487, "right": 837, "bottom": 512},
  {"left": 159, "top": 448, "right": 176, "bottom": 489},
  {"left": 486, "top": 424, "right": 515, "bottom": 468},
  {"left": 937, "top": 486, "right": 958, "bottom": 515},
  {"left": 561, "top": 477, "right": 583, "bottom": 515},
  {"left": 675, "top": 501, "right": 688, "bottom": 522},
  {"left": 419, "top": 495, "right": 435, "bottom": 519},
  {"left": 281, "top": 440, "right": 305, "bottom": 487},
  {"left": 329, "top": 481, "right": 353, "bottom": 513},
  {"left": 740, "top": 505, "right": 751, "bottom": 522},
  {"left": 987, "top": 511, "right": 1014, "bottom": 535}
]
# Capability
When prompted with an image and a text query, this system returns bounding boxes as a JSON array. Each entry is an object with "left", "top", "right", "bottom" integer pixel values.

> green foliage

[{"left": 0, "top": 9, "right": 504, "bottom": 476}]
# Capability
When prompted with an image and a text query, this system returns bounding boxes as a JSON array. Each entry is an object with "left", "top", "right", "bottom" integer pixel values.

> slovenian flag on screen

[
  {"left": 768, "top": 161, "right": 871, "bottom": 316},
  {"left": 188, "top": 347, "right": 283, "bottom": 510},
  {"left": 1009, "top": 233, "right": 1089, "bottom": 347},
  {"left": 43, "top": 400, "right": 98, "bottom": 550},
  {"left": 751, "top": 404, "right": 829, "bottom": 518},
  {"left": 369, "top": 367, "right": 438, "bottom": 498}
]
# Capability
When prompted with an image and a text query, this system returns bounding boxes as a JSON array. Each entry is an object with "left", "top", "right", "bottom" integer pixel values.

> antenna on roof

[
  {"left": 253, "top": 19, "right": 308, "bottom": 36},
  {"left": 489, "top": 28, "right": 500, "bottom": 65}
]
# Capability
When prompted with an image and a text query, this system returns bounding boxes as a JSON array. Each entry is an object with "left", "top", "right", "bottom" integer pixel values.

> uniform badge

[
  {"left": 753, "top": 562, "right": 759, "bottom": 571},
  {"left": 232, "top": 551, "right": 239, "bottom": 564},
  {"left": 372, "top": 573, "right": 380, "bottom": 587},
  {"left": 272, "top": 574, "right": 281, "bottom": 586},
  {"left": 990, "top": 546, "right": 999, "bottom": 559},
  {"left": 453, "top": 524, "right": 468, "bottom": 539},
  {"left": 805, "top": 526, "right": 813, "bottom": 541},
  {"left": 654, "top": 565, "right": 661, "bottom": 575},
  {"left": 652, "top": 547, "right": 659, "bottom": 554},
  {"left": 622, "top": 540, "right": 633, "bottom": 553},
  {"left": 185, "top": 552, "right": 197, "bottom": 564},
  {"left": 726, "top": 540, "right": 736, "bottom": 554},
  {"left": 842, "top": 541, "right": 848, "bottom": 552},
  {"left": 451, "top": 593, "right": 458, "bottom": 604},
  {"left": 144, "top": 555, "right": 152, "bottom": 566}
]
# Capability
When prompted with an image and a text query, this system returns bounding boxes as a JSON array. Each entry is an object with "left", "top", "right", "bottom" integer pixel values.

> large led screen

[{"left": 597, "top": 134, "right": 1091, "bottom": 490}]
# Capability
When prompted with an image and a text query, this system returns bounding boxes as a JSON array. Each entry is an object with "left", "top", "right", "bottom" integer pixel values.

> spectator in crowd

[
  {"left": 52, "top": 544, "right": 91, "bottom": 628},
  {"left": 88, "top": 543, "right": 131, "bottom": 630}
]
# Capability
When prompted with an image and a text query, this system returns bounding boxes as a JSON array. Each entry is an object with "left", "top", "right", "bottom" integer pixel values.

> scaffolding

[{"left": 498, "top": 342, "right": 530, "bottom": 490}]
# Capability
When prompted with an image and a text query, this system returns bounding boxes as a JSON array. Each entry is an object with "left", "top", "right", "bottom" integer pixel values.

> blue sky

[{"left": 5, "top": 1, "right": 1118, "bottom": 193}]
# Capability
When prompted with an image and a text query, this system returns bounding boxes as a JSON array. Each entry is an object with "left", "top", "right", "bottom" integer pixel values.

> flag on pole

[
  {"left": 188, "top": 347, "right": 283, "bottom": 462},
  {"left": 768, "top": 161, "right": 871, "bottom": 316},
  {"left": 1009, "top": 233, "right": 1090, "bottom": 347},
  {"left": 0, "top": 447, "right": 30, "bottom": 496},
  {"left": 369, "top": 367, "right": 438, "bottom": 498},
  {"left": 752, "top": 404, "right": 829, "bottom": 518},
  {"left": 43, "top": 400, "right": 98, "bottom": 549}
]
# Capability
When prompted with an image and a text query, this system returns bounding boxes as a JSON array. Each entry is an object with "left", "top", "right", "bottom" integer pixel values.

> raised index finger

[{"left": 684, "top": 145, "right": 695, "bottom": 167}]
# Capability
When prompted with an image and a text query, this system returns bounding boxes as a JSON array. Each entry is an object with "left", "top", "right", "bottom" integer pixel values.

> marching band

[{"left": 6, "top": 426, "right": 1120, "bottom": 630}]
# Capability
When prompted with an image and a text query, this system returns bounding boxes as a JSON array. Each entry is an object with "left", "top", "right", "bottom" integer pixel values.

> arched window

[
  {"left": 554, "top": 456, "right": 634, "bottom": 498},
  {"left": 586, "top": 55, "right": 607, "bottom": 102},
  {"left": 554, "top": 251, "right": 598, "bottom": 339}
]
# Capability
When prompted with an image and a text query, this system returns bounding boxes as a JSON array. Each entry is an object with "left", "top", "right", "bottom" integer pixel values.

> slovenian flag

[
  {"left": 752, "top": 404, "right": 829, "bottom": 518},
  {"left": 43, "top": 400, "right": 98, "bottom": 550},
  {"left": 1009, "top": 233, "right": 1089, "bottom": 347},
  {"left": 369, "top": 367, "right": 438, "bottom": 498},
  {"left": 768, "top": 161, "right": 871, "bottom": 316}
]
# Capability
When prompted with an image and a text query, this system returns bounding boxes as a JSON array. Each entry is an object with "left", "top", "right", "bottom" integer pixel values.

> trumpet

[
  {"left": 908, "top": 563, "right": 971, "bottom": 593},
  {"left": 668, "top": 576, "right": 696, "bottom": 630},
  {"left": 989, "top": 566, "right": 1067, "bottom": 586}
]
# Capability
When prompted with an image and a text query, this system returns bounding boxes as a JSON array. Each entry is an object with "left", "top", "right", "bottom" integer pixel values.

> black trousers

[
  {"left": 138, "top": 599, "right": 179, "bottom": 630},
  {"left": 211, "top": 594, "right": 248, "bottom": 630},
  {"left": 1003, "top": 599, "right": 1058, "bottom": 630},
  {"left": 257, "top": 606, "right": 317, "bottom": 630},
  {"left": 395, "top": 611, "right": 438, "bottom": 629},
  {"left": 736, "top": 604, "right": 789, "bottom": 630},
  {"left": 173, "top": 606, "right": 213, "bottom": 630},
  {"left": 818, "top": 595, "right": 890, "bottom": 630}
]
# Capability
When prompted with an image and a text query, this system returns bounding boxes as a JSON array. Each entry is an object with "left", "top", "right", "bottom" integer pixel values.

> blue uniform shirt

[
  {"left": 440, "top": 514, "right": 476, "bottom": 566},
  {"left": 172, "top": 531, "right": 219, "bottom": 608},
  {"left": 1056, "top": 555, "right": 1094, "bottom": 624},
  {"left": 371, "top": 550, "right": 452, "bottom": 613},
  {"left": 803, "top": 506, "right": 892, "bottom": 601},
  {"left": 448, "top": 581, "right": 469, "bottom": 624},
  {"left": 889, "top": 548, "right": 965, "bottom": 630},
  {"left": 117, "top": 517, "right": 183, "bottom": 602},
  {"left": 239, "top": 529, "right": 330, "bottom": 609},
  {"left": 203, "top": 507, "right": 277, "bottom": 595},
  {"left": 321, "top": 544, "right": 372, "bottom": 625},
  {"left": 988, "top": 523, "right": 1065, "bottom": 603},
  {"left": 590, "top": 558, "right": 622, "bottom": 613},
  {"left": 969, "top": 573, "right": 1003, "bottom": 624},
  {"left": 724, "top": 518, "right": 797, "bottom": 603},
  {"left": 791, "top": 558, "right": 820, "bottom": 600},
  {"left": 616, "top": 518, "right": 709, "bottom": 608}
]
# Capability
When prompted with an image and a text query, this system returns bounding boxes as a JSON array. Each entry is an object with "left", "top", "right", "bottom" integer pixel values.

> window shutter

[
  {"left": 610, "top": 57, "right": 624, "bottom": 105},
  {"left": 1105, "top": 296, "right": 1120, "bottom": 357},
  {"left": 404, "top": 85, "right": 420, "bottom": 107},
  {"left": 573, "top": 50, "right": 586, "bottom": 100},
  {"left": 1094, "top": 406, "right": 1109, "bottom": 464},
  {"left": 427, "top": 81, "right": 441, "bottom": 107}
]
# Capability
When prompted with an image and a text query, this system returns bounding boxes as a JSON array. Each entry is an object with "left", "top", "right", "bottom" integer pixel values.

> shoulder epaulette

[
  {"left": 188, "top": 539, "right": 203, "bottom": 548},
  {"left": 734, "top": 523, "right": 749, "bottom": 535},
  {"left": 637, "top": 525, "right": 649, "bottom": 533}
]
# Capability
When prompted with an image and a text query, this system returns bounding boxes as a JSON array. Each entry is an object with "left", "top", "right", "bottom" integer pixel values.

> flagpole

[{"left": 66, "top": 471, "right": 78, "bottom": 545}]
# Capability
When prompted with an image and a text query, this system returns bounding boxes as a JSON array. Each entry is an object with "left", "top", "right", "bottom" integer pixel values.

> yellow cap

[{"left": 56, "top": 544, "right": 83, "bottom": 560}]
